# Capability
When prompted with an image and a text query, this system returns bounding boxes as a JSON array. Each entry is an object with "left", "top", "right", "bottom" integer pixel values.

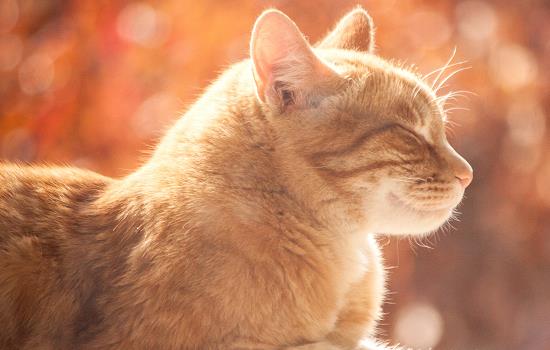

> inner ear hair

[
  {"left": 271, "top": 80, "right": 296, "bottom": 111},
  {"left": 280, "top": 89, "right": 295, "bottom": 107}
]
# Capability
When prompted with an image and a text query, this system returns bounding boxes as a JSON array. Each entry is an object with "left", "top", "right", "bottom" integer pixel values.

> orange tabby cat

[{"left": 0, "top": 8, "right": 472, "bottom": 350}]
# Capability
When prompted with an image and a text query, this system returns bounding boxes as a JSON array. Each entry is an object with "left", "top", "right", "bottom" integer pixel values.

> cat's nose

[
  {"left": 444, "top": 144, "right": 473, "bottom": 188},
  {"left": 454, "top": 162, "right": 473, "bottom": 188}
]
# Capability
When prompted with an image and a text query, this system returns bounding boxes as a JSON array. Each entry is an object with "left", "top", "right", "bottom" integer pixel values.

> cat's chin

[{"left": 371, "top": 192, "right": 456, "bottom": 235}]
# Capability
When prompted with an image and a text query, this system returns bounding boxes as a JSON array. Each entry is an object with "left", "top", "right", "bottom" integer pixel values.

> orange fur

[{"left": 0, "top": 8, "right": 471, "bottom": 350}]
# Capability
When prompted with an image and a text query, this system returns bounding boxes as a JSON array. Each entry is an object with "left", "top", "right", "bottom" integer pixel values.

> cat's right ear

[
  {"left": 316, "top": 7, "right": 375, "bottom": 53},
  {"left": 250, "top": 10, "right": 337, "bottom": 109}
]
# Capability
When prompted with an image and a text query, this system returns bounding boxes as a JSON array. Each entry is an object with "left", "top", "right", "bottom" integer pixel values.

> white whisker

[
  {"left": 434, "top": 66, "right": 471, "bottom": 94},
  {"left": 430, "top": 47, "right": 457, "bottom": 91},
  {"left": 423, "top": 60, "right": 466, "bottom": 81}
]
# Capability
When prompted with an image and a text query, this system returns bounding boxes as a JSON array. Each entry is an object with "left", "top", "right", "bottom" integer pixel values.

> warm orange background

[{"left": 1, "top": 1, "right": 549, "bottom": 349}]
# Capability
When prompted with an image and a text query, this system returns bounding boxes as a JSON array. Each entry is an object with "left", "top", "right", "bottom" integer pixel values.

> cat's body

[
  {"left": 0, "top": 57, "right": 384, "bottom": 350},
  {"left": 0, "top": 8, "right": 472, "bottom": 350}
]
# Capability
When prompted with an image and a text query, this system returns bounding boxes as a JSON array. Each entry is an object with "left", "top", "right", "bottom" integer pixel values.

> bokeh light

[
  {"left": 18, "top": 52, "right": 54, "bottom": 95},
  {"left": 116, "top": 2, "right": 170, "bottom": 47},
  {"left": 456, "top": 1, "right": 497, "bottom": 43},
  {"left": 489, "top": 44, "right": 538, "bottom": 91},
  {"left": 394, "top": 302, "right": 444, "bottom": 349},
  {"left": 132, "top": 91, "right": 179, "bottom": 138}
]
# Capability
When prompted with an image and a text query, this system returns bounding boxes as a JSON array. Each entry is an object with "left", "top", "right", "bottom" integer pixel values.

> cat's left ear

[
  {"left": 250, "top": 10, "right": 337, "bottom": 108},
  {"left": 316, "top": 7, "right": 375, "bottom": 53}
]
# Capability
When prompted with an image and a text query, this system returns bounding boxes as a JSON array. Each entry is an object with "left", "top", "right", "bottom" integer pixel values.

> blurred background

[{"left": 0, "top": 0, "right": 549, "bottom": 349}]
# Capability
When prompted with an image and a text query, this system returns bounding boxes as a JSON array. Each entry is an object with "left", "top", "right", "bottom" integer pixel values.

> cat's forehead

[{"left": 320, "top": 49, "right": 444, "bottom": 142}]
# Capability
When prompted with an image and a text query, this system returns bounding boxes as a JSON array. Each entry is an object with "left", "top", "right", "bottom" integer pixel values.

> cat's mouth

[{"left": 387, "top": 192, "right": 453, "bottom": 215}]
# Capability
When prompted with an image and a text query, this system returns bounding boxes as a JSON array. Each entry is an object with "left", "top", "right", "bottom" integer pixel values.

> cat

[{"left": 0, "top": 7, "right": 473, "bottom": 350}]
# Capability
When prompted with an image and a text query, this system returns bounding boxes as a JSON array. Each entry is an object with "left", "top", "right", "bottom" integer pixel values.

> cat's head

[{"left": 249, "top": 8, "right": 472, "bottom": 235}]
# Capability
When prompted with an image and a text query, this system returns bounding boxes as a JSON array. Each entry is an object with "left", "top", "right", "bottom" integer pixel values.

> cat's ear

[
  {"left": 316, "top": 7, "right": 375, "bottom": 53},
  {"left": 250, "top": 9, "right": 336, "bottom": 108}
]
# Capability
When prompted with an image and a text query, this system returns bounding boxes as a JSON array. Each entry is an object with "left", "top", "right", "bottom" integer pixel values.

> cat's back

[
  {"left": 0, "top": 163, "right": 112, "bottom": 235},
  {"left": 0, "top": 163, "right": 114, "bottom": 349}
]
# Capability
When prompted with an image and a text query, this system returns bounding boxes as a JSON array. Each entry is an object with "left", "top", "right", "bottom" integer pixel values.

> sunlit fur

[
  {"left": 0, "top": 7, "right": 471, "bottom": 350},
  {"left": 276, "top": 49, "right": 471, "bottom": 237}
]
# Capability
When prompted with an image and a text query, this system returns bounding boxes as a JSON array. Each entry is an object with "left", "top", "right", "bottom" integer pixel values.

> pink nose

[
  {"left": 455, "top": 172, "right": 472, "bottom": 188},
  {"left": 454, "top": 160, "right": 473, "bottom": 188},
  {"left": 445, "top": 144, "right": 473, "bottom": 188}
]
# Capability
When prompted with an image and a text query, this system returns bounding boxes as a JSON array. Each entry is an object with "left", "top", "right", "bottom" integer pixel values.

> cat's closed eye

[{"left": 386, "top": 123, "right": 426, "bottom": 150}]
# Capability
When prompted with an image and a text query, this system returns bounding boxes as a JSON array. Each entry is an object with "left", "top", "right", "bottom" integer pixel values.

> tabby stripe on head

[
  {"left": 312, "top": 124, "right": 399, "bottom": 161},
  {"left": 309, "top": 124, "right": 424, "bottom": 179},
  {"left": 314, "top": 159, "right": 423, "bottom": 179}
]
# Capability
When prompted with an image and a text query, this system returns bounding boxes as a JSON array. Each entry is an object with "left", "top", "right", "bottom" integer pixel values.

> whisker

[
  {"left": 435, "top": 90, "right": 471, "bottom": 102},
  {"left": 423, "top": 60, "right": 466, "bottom": 81},
  {"left": 436, "top": 90, "right": 475, "bottom": 116},
  {"left": 407, "top": 236, "right": 418, "bottom": 255},
  {"left": 441, "top": 89, "right": 477, "bottom": 97},
  {"left": 414, "top": 59, "right": 467, "bottom": 102},
  {"left": 444, "top": 118, "right": 460, "bottom": 127},
  {"left": 434, "top": 66, "right": 471, "bottom": 94},
  {"left": 410, "top": 234, "right": 435, "bottom": 250},
  {"left": 430, "top": 47, "right": 457, "bottom": 91},
  {"left": 444, "top": 107, "right": 470, "bottom": 113},
  {"left": 444, "top": 125, "right": 457, "bottom": 138}
]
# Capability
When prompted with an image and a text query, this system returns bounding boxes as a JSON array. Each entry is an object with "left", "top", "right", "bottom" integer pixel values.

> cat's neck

[{"left": 118, "top": 61, "right": 360, "bottom": 242}]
